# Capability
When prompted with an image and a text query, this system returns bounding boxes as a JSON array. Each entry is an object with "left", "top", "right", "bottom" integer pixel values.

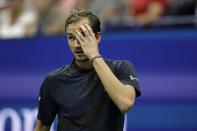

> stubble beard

[
  {"left": 75, "top": 55, "right": 89, "bottom": 62},
  {"left": 76, "top": 57, "right": 89, "bottom": 62}
]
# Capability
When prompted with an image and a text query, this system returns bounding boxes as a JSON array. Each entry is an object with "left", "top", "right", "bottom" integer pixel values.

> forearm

[{"left": 92, "top": 57, "right": 136, "bottom": 112}]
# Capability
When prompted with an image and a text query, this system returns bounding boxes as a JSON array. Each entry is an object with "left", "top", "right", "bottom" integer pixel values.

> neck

[{"left": 75, "top": 60, "right": 93, "bottom": 70}]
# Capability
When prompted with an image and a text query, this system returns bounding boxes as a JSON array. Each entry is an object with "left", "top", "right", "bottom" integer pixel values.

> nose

[{"left": 73, "top": 39, "right": 81, "bottom": 48}]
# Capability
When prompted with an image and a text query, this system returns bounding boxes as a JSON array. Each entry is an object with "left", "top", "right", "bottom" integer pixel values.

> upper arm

[
  {"left": 37, "top": 77, "right": 58, "bottom": 126},
  {"left": 115, "top": 60, "right": 141, "bottom": 97},
  {"left": 34, "top": 120, "right": 50, "bottom": 131}
]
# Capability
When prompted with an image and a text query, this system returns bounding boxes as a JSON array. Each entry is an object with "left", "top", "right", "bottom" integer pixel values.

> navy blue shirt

[{"left": 37, "top": 59, "right": 141, "bottom": 131}]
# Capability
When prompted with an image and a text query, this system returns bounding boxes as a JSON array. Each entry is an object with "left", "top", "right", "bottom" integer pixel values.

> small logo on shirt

[{"left": 130, "top": 75, "right": 138, "bottom": 81}]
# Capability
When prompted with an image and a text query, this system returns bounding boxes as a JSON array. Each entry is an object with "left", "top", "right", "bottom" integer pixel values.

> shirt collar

[{"left": 70, "top": 59, "right": 93, "bottom": 73}]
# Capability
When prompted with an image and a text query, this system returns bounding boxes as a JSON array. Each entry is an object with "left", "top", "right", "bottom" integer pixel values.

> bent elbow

[{"left": 119, "top": 99, "right": 135, "bottom": 113}]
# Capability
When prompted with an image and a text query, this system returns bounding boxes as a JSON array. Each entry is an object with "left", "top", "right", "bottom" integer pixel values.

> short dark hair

[{"left": 65, "top": 9, "right": 101, "bottom": 33}]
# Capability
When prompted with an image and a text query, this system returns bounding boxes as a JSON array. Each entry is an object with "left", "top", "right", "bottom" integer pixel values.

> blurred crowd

[{"left": 0, "top": 0, "right": 196, "bottom": 39}]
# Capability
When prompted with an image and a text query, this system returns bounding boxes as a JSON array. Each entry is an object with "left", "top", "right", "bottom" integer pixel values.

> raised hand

[{"left": 75, "top": 24, "right": 100, "bottom": 60}]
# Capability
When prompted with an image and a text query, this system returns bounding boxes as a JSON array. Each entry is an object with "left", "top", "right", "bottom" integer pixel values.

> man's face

[{"left": 66, "top": 18, "right": 90, "bottom": 62}]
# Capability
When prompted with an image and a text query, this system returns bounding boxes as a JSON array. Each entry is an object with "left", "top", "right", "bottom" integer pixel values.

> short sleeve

[
  {"left": 115, "top": 60, "right": 141, "bottom": 97},
  {"left": 37, "top": 77, "right": 58, "bottom": 126}
]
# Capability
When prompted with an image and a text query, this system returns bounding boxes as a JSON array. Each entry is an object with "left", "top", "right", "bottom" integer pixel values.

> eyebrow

[
  {"left": 67, "top": 32, "right": 73, "bottom": 35},
  {"left": 67, "top": 33, "right": 75, "bottom": 36}
]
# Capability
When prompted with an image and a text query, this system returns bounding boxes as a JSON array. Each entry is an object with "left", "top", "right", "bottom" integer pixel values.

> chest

[{"left": 50, "top": 72, "right": 109, "bottom": 117}]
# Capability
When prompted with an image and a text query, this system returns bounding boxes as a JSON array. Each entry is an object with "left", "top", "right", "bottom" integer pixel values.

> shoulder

[
  {"left": 44, "top": 64, "right": 70, "bottom": 81},
  {"left": 105, "top": 59, "right": 136, "bottom": 77},
  {"left": 105, "top": 59, "right": 133, "bottom": 69},
  {"left": 38, "top": 64, "right": 70, "bottom": 94}
]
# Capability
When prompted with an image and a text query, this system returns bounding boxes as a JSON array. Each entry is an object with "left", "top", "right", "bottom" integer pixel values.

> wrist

[
  {"left": 90, "top": 54, "right": 102, "bottom": 63},
  {"left": 88, "top": 52, "right": 100, "bottom": 60}
]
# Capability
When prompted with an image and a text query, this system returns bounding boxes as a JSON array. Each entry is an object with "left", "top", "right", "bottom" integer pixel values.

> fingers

[
  {"left": 76, "top": 29, "right": 84, "bottom": 39},
  {"left": 80, "top": 25, "right": 89, "bottom": 37},
  {"left": 84, "top": 24, "right": 95, "bottom": 37},
  {"left": 79, "top": 24, "right": 95, "bottom": 38},
  {"left": 76, "top": 30, "right": 84, "bottom": 43},
  {"left": 75, "top": 24, "right": 95, "bottom": 42},
  {"left": 76, "top": 30, "right": 88, "bottom": 49}
]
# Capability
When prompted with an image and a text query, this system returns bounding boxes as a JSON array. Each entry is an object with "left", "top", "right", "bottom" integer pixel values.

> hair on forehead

[{"left": 65, "top": 9, "right": 101, "bottom": 34}]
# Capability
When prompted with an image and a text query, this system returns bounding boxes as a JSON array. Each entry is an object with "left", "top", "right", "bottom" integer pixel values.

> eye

[{"left": 68, "top": 36, "right": 75, "bottom": 41}]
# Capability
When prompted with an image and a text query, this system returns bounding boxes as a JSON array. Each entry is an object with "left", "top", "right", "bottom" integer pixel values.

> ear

[{"left": 95, "top": 32, "right": 101, "bottom": 44}]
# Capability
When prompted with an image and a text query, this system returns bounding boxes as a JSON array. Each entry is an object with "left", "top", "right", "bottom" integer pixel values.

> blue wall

[{"left": 0, "top": 29, "right": 197, "bottom": 131}]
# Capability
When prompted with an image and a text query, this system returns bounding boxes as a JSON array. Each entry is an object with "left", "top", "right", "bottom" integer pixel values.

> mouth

[
  {"left": 75, "top": 51, "right": 85, "bottom": 57},
  {"left": 74, "top": 49, "right": 84, "bottom": 54}
]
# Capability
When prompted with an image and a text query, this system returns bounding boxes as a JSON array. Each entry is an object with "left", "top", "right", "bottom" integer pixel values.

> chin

[{"left": 75, "top": 56, "right": 89, "bottom": 62}]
